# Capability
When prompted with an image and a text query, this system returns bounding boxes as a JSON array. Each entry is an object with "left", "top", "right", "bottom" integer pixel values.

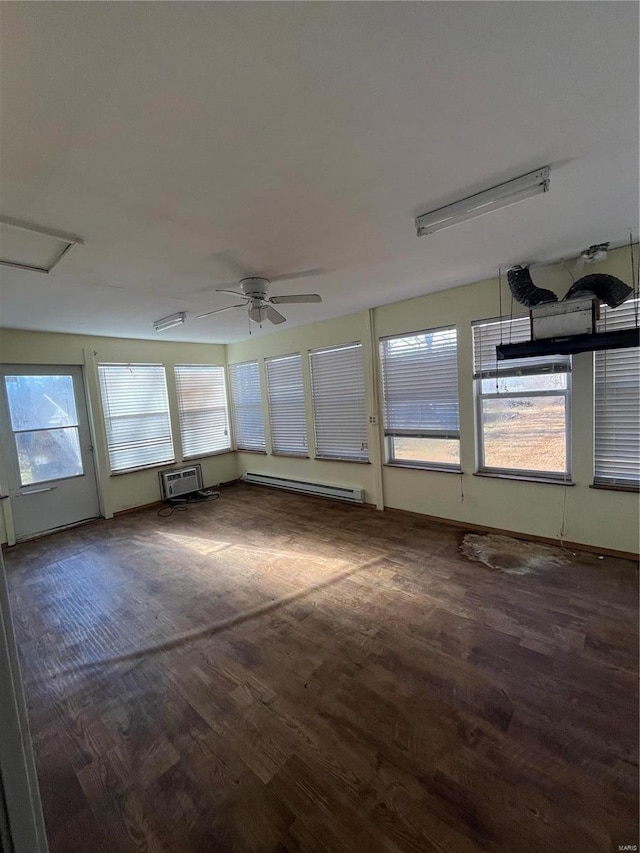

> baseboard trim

[
  {"left": 382, "top": 506, "right": 639, "bottom": 562},
  {"left": 113, "top": 499, "right": 163, "bottom": 518},
  {"left": 1, "top": 515, "right": 102, "bottom": 549}
]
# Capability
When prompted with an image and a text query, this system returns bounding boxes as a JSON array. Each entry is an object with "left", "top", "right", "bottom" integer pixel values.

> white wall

[{"left": 0, "top": 330, "right": 239, "bottom": 542}]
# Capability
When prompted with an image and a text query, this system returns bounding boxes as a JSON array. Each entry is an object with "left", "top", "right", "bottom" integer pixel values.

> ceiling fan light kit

[
  {"left": 415, "top": 166, "right": 551, "bottom": 237},
  {"left": 153, "top": 311, "right": 186, "bottom": 331}
]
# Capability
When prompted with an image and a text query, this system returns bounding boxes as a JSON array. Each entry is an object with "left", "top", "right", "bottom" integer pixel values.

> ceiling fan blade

[
  {"left": 265, "top": 305, "right": 287, "bottom": 324},
  {"left": 270, "top": 268, "right": 325, "bottom": 284},
  {"left": 269, "top": 294, "right": 322, "bottom": 304},
  {"left": 196, "top": 303, "right": 247, "bottom": 319},
  {"left": 215, "top": 288, "right": 244, "bottom": 297}
]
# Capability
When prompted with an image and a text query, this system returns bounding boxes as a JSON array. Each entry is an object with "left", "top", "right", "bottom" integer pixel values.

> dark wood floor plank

[{"left": 4, "top": 483, "right": 638, "bottom": 852}]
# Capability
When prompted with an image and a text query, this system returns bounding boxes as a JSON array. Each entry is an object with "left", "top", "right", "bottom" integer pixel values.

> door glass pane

[
  {"left": 15, "top": 428, "right": 83, "bottom": 485},
  {"left": 5, "top": 375, "right": 79, "bottom": 430},
  {"left": 481, "top": 396, "right": 567, "bottom": 473}
]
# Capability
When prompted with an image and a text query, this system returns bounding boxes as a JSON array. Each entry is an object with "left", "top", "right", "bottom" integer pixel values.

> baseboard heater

[{"left": 242, "top": 473, "right": 364, "bottom": 504}]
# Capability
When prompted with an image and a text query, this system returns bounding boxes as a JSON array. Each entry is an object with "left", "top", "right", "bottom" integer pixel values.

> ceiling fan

[{"left": 196, "top": 276, "right": 322, "bottom": 326}]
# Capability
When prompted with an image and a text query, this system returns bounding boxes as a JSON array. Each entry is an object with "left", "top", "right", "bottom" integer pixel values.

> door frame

[
  {"left": 0, "top": 548, "right": 49, "bottom": 853},
  {"left": 0, "top": 362, "right": 104, "bottom": 543}
]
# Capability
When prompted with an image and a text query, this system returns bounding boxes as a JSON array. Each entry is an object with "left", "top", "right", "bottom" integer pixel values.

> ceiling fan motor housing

[{"left": 240, "top": 277, "right": 270, "bottom": 299}]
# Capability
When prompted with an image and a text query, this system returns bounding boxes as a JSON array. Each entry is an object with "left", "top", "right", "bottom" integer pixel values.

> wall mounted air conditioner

[{"left": 159, "top": 464, "right": 203, "bottom": 500}]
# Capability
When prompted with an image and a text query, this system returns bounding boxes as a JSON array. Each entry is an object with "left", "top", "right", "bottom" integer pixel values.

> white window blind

[
  {"left": 309, "top": 342, "right": 368, "bottom": 461},
  {"left": 228, "top": 361, "right": 266, "bottom": 451},
  {"left": 265, "top": 353, "right": 308, "bottom": 455},
  {"left": 98, "top": 364, "right": 174, "bottom": 473},
  {"left": 380, "top": 327, "right": 460, "bottom": 469},
  {"left": 473, "top": 317, "right": 571, "bottom": 479},
  {"left": 473, "top": 316, "right": 570, "bottom": 378},
  {"left": 174, "top": 365, "right": 230, "bottom": 458},
  {"left": 594, "top": 299, "right": 640, "bottom": 487}
]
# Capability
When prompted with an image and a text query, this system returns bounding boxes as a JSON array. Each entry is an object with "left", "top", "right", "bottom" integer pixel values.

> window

[
  {"left": 380, "top": 326, "right": 460, "bottom": 469},
  {"left": 594, "top": 299, "right": 640, "bottom": 487},
  {"left": 473, "top": 317, "right": 571, "bottom": 479},
  {"left": 3, "top": 374, "right": 83, "bottom": 485},
  {"left": 309, "top": 343, "right": 368, "bottom": 461},
  {"left": 228, "top": 361, "right": 266, "bottom": 452},
  {"left": 174, "top": 365, "right": 230, "bottom": 458},
  {"left": 98, "top": 364, "right": 174, "bottom": 473},
  {"left": 265, "top": 353, "right": 308, "bottom": 456}
]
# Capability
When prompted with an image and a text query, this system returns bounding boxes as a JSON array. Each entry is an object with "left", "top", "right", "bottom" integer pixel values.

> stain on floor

[{"left": 460, "top": 533, "right": 571, "bottom": 574}]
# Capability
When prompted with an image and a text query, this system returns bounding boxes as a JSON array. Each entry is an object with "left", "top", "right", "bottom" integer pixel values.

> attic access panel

[{"left": 0, "top": 218, "right": 83, "bottom": 273}]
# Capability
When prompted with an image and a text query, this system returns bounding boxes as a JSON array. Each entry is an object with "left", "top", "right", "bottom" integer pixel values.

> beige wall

[
  {"left": 227, "top": 311, "right": 380, "bottom": 508},
  {"left": 0, "top": 330, "right": 238, "bottom": 542},
  {"left": 375, "top": 247, "right": 638, "bottom": 554},
  {"left": 229, "top": 246, "right": 638, "bottom": 555},
  {"left": 1, "top": 246, "right": 638, "bottom": 554}
]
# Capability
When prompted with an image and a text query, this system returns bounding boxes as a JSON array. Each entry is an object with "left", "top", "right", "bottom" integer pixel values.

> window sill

[
  {"left": 110, "top": 460, "right": 176, "bottom": 477},
  {"left": 474, "top": 471, "right": 574, "bottom": 486},
  {"left": 590, "top": 482, "right": 640, "bottom": 494},
  {"left": 183, "top": 449, "right": 233, "bottom": 461},
  {"left": 236, "top": 449, "right": 267, "bottom": 455},
  {"left": 384, "top": 462, "right": 462, "bottom": 474},
  {"left": 271, "top": 452, "right": 310, "bottom": 459},
  {"left": 314, "top": 456, "right": 371, "bottom": 465}
]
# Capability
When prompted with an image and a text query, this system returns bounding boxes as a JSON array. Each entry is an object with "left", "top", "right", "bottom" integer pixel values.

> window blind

[
  {"left": 174, "top": 365, "right": 230, "bottom": 458},
  {"left": 380, "top": 327, "right": 460, "bottom": 437},
  {"left": 309, "top": 342, "right": 368, "bottom": 461},
  {"left": 265, "top": 353, "right": 308, "bottom": 455},
  {"left": 98, "top": 364, "right": 174, "bottom": 472},
  {"left": 594, "top": 299, "right": 640, "bottom": 486},
  {"left": 473, "top": 316, "right": 570, "bottom": 378},
  {"left": 228, "top": 361, "right": 266, "bottom": 451}
]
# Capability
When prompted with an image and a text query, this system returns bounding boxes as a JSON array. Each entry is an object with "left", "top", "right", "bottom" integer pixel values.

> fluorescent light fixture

[
  {"left": 415, "top": 167, "right": 550, "bottom": 237},
  {"left": 153, "top": 311, "right": 186, "bottom": 332}
]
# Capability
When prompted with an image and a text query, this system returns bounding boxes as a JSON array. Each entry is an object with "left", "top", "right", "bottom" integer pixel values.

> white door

[{"left": 0, "top": 365, "right": 100, "bottom": 541}]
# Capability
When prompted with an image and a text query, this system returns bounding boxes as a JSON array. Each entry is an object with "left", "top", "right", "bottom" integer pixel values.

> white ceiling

[{"left": 0, "top": 2, "right": 638, "bottom": 344}]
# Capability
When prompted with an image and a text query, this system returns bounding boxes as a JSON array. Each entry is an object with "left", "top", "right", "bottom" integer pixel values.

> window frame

[
  {"left": 380, "top": 325, "right": 461, "bottom": 472},
  {"left": 593, "top": 298, "right": 640, "bottom": 490},
  {"left": 174, "top": 364, "right": 231, "bottom": 460},
  {"left": 473, "top": 317, "right": 572, "bottom": 482},
  {"left": 97, "top": 362, "right": 175, "bottom": 475},
  {"left": 2, "top": 373, "right": 85, "bottom": 487},
  {"left": 228, "top": 360, "right": 266, "bottom": 453},
  {"left": 265, "top": 352, "right": 309, "bottom": 457},
  {"left": 309, "top": 341, "right": 369, "bottom": 463}
]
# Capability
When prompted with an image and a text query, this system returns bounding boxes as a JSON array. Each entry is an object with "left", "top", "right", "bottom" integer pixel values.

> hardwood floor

[{"left": 4, "top": 483, "right": 638, "bottom": 852}]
